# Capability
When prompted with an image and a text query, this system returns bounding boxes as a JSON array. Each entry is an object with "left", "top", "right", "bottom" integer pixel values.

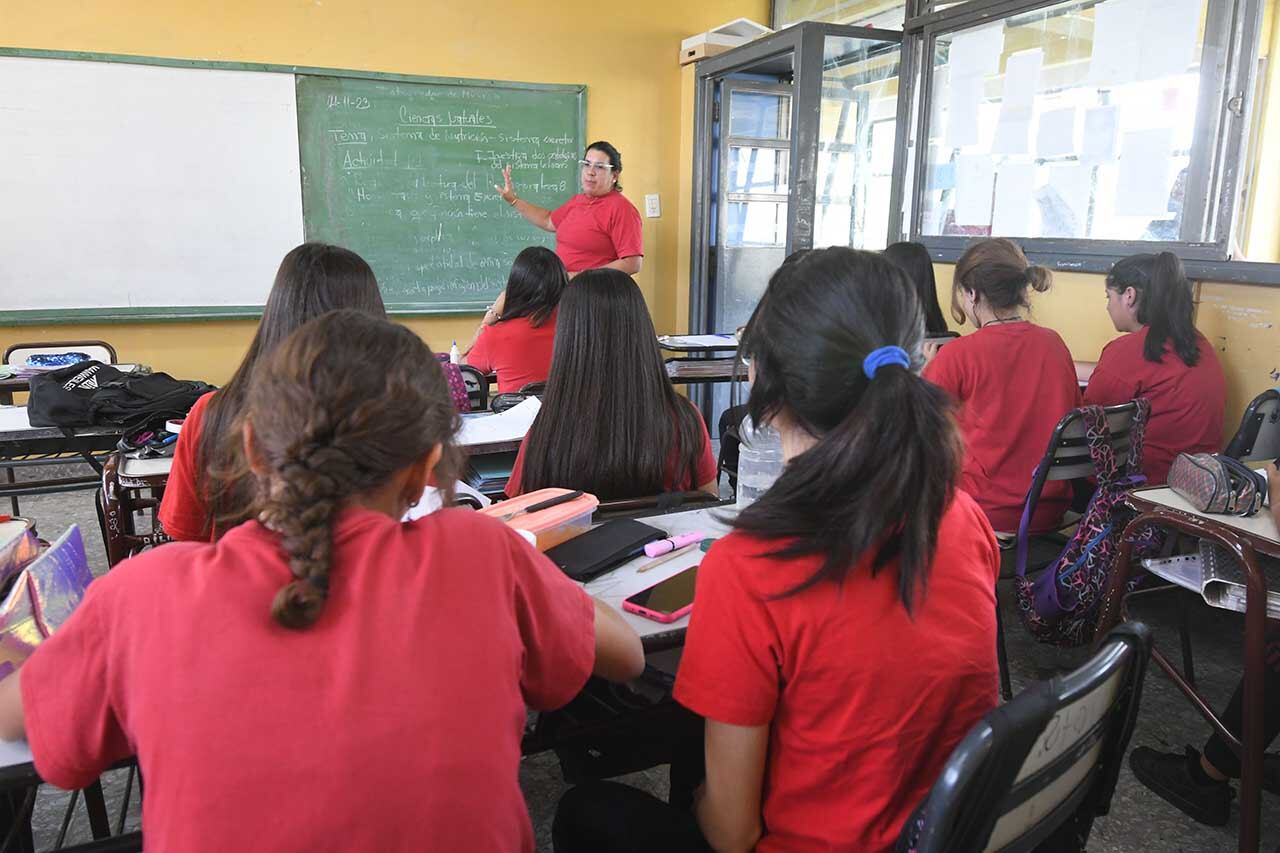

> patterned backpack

[
  {"left": 434, "top": 353, "right": 473, "bottom": 413},
  {"left": 1014, "top": 401, "right": 1162, "bottom": 647}
]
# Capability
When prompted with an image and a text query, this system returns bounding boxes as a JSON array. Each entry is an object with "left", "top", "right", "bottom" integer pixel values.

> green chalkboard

[{"left": 297, "top": 75, "right": 585, "bottom": 312}]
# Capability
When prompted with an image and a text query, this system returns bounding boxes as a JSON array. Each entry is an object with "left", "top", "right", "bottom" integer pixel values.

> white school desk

[
  {"left": 1097, "top": 486, "right": 1278, "bottom": 853},
  {"left": 582, "top": 505, "right": 734, "bottom": 648}
]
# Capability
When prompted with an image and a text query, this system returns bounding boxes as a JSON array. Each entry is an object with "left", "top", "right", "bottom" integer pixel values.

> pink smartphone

[{"left": 622, "top": 565, "right": 698, "bottom": 623}]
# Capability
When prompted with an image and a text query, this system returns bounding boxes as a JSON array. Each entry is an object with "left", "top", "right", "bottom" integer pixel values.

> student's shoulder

[
  {"left": 1097, "top": 329, "right": 1144, "bottom": 362},
  {"left": 89, "top": 539, "right": 215, "bottom": 597},
  {"left": 943, "top": 489, "right": 998, "bottom": 541},
  {"left": 182, "top": 389, "right": 217, "bottom": 431},
  {"left": 407, "top": 507, "right": 535, "bottom": 561},
  {"left": 702, "top": 529, "right": 810, "bottom": 596}
]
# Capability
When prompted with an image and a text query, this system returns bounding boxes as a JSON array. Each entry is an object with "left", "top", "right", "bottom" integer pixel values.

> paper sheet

[
  {"left": 1141, "top": 0, "right": 1202, "bottom": 79},
  {"left": 404, "top": 480, "right": 492, "bottom": 520},
  {"left": 949, "top": 24, "right": 1005, "bottom": 78},
  {"left": 946, "top": 69, "right": 984, "bottom": 149},
  {"left": 1035, "top": 164, "right": 1094, "bottom": 238},
  {"left": 1081, "top": 105, "right": 1120, "bottom": 165},
  {"left": 1036, "top": 106, "right": 1078, "bottom": 158},
  {"left": 1116, "top": 128, "right": 1174, "bottom": 217},
  {"left": 1088, "top": 0, "right": 1144, "bottom": 85},
  {"left": 954, "top": 154, "right": 996, "bottom": 227},
  {"left": 993, "top": 49, "right": 1043, "bottom": 155},
  {"left": 992, "top": 163, "right": 1037, "bottom": 237},
  {"left": 0, "top": 407, "right": 33, "bottom": 434},
  {"left": 657, "top": 334, "right": 737, "bottom": 348},
  {"left": 456, "top": 397, "right": 542, "bottom": 447}
]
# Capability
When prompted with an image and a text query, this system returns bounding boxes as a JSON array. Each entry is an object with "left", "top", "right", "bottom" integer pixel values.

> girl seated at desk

[
  {"left": 464, "top": 246, "right": 567, "bottom": 394},
  {"left": 1084, "top": 252, "right": 1226, "bottom": 485},
  {"left": 922, "top": 238, "right": 1081, "bottom": 533},
  {"left": 160, "top": 242, "right": 388, "bottom": 542},
  {"left": 553, "top": 248, "right": 1001, "bottom": 852},
  {"left": 0, "top": 311, "right": 643, "bottom": 852},
  {"left": 883, "top": 240, "right": 949, "bottom": 335},
  {"left": 504, "top": 268, "right": 717, "bottom": 500}
]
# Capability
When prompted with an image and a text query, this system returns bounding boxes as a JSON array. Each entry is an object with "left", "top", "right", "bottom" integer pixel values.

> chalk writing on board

[{"left": 298, "top": 76, "right": 582, "bottom": 308}]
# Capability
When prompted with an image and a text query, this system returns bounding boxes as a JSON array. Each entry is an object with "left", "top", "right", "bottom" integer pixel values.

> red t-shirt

[
  {"left": 923, "top": 323, "right": 1082, "bottom": 532},
  {"left": 20, "top": 507, "right": 594, "bottom": 853},
  {"left": 674, "top": 491, "right": 1001, "bottom": 852},
  {"left": 466, "top": 310, "right": 558, "bottom": 394},
  {"left": 550, "top": 191, "right": 643, "bottom": 273},
  {"left": 505, "top": 403, "right": 716, "bottom": 498},
  {"left": 158, "top": 390, "right": 215, "bottom": 542},
  {"left": 1085, "top": 327, "right": 1226, "bottom": 485}
]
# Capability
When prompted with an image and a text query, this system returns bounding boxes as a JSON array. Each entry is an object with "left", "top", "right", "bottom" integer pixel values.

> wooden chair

[
  {"left": 3, "top": 340, "right": 117, "bottom": 369},
  {"left": 96, "top": 453, "right": 171, "bottom": 569},
  {"left": 897, "top": 623, "right": 1151, "bottom": 853},
  {"left": 1224, "top": 388, "right": 1280, "bottom": 463}
]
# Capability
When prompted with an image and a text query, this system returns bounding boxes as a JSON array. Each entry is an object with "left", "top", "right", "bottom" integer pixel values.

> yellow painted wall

[
  {"left": 0, "top": 0, "right": 766, "bottom": 385},
  {"left": 933, "top": 265, "right": 1280, "bottom": 428}
]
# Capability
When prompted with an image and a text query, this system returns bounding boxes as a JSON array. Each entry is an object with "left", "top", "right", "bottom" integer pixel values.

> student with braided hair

[{"left": 0, "top": 310, "right": 644, "bottom": 852}]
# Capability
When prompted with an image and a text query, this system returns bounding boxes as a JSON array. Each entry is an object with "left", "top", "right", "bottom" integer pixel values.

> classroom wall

[
  {"left": 0, "top": 0, "right": 767, "bottom": 385},
  {"left": 932, "top": 265, "right": 1280, "bottom": 430}
]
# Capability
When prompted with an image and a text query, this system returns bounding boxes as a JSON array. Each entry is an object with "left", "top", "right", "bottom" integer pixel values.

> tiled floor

[{"left": 7, "top": 472, "right": 1274, "bottom": 851}]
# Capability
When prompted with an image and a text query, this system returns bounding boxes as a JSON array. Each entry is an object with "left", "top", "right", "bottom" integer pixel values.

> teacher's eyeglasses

[{"left": 578, "top": 160, "right": 615, "bottom": 173}]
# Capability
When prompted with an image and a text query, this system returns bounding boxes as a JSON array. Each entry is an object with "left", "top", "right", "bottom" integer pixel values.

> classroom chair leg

[
  {"left": 82, "top": 782, "right": 110, "bottom": 840},
  {"left": 995, "top": 588, "right": 1013, "bottom": 701},
  {"left": 4, "top": 466, "right": 17, "bottom": 517},
  {"left": 1176, "top": 591, "right": 1196, "bottom": 689}
]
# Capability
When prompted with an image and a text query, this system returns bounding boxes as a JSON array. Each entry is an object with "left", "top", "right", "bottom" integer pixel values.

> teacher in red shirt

[{"left": 494, "top": 140, "right": 644, "bottom": 276}]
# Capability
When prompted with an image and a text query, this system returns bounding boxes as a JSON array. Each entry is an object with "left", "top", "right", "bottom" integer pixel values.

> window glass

[{"left": 774, "top": 0, "right": 906, "bottom": 29}]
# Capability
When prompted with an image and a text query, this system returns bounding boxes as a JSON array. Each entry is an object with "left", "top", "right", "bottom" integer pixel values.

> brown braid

[{"left": 243, "top": 309, "right": 461, "bottom": 630}]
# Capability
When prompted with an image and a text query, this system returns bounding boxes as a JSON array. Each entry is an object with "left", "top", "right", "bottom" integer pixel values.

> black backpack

[{"left": 28, "top": 361, "right": 213, "bottom": 432}]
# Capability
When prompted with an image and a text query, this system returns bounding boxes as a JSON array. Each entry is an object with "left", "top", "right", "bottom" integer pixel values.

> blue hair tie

[{"left": 862, "top": 345, "right": 910, "bottom": 380}]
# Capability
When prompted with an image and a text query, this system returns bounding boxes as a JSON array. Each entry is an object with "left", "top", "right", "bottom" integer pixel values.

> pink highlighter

[{"left": 643, "top": 531, "right": 705, "bottom": 558}]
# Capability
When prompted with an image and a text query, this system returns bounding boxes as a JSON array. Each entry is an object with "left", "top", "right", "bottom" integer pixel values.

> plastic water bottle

[
  {"left": 449, "top": 340, "right": 460, "bottom": 364},
  {"left": 735, "top": 415, "right": 784, "bottom": 510}
]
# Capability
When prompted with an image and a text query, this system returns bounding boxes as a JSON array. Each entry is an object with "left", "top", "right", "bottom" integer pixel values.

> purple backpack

[
  {"left": 434, "top": 354, "right": 472, "bottom": 413},
  {"left": 1014, "top": 401, "right": 1162, "bottom": 647}
]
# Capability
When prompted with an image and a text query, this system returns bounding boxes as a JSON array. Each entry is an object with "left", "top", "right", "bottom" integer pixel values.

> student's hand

[
  {"left": 494, "top": 165, "right": 517, "bottom": 204},
  {"left": 922, "top": 340, "right": 942, "bottom": 366},
  {"left": 485, "top": 291, "right": 507, "bottom": 326}
]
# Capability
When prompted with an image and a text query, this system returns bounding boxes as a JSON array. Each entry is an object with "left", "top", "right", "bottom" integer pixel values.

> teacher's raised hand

[{"left": 494, "top": 165, "right": 517, "bottom": 205}]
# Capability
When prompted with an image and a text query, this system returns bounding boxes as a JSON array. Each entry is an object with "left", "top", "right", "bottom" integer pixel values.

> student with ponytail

[
  {"left": 1085, "top": 252, "right": 1226, "bottom": 484},
  {"left": 0, "top": 311, "right": 643, "bottom": 852},
  {"left": 553, "top": 249, "right": 1001, "bottom": 853},
  {"left": 923, "top": 238, "right": 1081, "bottom": 532}
]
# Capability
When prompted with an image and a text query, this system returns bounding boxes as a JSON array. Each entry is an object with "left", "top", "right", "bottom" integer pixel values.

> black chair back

[
  {"left": 1224, "top": 388, "right": 1280, "bottom": 463},
  {"left": 1018, "top": 402, "right": 1141, "bottom": 521},
  {"left": 456, "top": 365, "right": 489, "bottom": 412},
  {"left": 898, "top": 623, "right": 1151, "bottom": 853}
]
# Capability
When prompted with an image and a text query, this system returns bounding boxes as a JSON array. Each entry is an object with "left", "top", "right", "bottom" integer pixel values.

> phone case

[
  {"left": 544, "top": 519, "right": 666, "bottom": 582},
  {"left": 622, "top": 599, "right": 694, "bottom": 623}
]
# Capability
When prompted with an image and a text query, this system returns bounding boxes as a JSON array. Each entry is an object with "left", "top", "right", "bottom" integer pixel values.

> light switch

[{"left": 644, "top": 193, "right": 661, "bottom": 218}]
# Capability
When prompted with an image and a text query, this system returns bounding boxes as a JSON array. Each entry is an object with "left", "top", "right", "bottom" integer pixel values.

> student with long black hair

[
  {"left": 883, "top": 240, "right": 949, "bottom": 335},
  {"left": 160, "top": 242, "right": 387, "bottom": 541},
  {"left": 553, "top": 248, "right": 1001, "bottom": 852},
  {"left": 1085, "top": 252, "right": 1226, "bottom": 484},
  {"left": 505, "top": 268, "right": 717, "bottom": 499},
  {"left": 464, "top": 246, "right": 567, "bottom": 393}
]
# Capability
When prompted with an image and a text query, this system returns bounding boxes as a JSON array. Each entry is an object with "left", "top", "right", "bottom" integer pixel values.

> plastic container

[
  {"left": 735, "top": 415, "right": 784, "bottom": 510},
  {"left": 449, "top": 341, "right": 461, "bottom": 364},
  {"left": 478, "top": 488, "right": 599, "bottom": 551}
]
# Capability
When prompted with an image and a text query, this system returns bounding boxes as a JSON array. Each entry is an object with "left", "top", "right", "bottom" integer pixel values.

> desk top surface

[
  {"left": 1131, "top": 486, "right": 1279, "bottom": 554},
  {"left": 0, "top": 406, "right": 122, "bottom": 441}
]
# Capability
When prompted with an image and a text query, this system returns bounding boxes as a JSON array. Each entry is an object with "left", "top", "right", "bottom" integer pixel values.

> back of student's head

[
  {"left": 499, "top": 246, "right": 568, "bottom": 328},
  {"left": 883, "top": 241, "right": 948, "bottom": 335},
  {"left": 739, "top": 247, "right": 961, "bottom": 612},
  {"left": 951, "top": 238, "right": 1050, "bottom": 325},
  {"left": 199, "top": 243, "right": 388, "bottom": 533},
  {"left": 520, "top": 268, "right": 706, "bottom": 498},
  {"left": 1107, "top": 252, "right": 1200, "bottom": 367},
  {"left": 241, "top": 309, "right": 460, "bottom": 630}
]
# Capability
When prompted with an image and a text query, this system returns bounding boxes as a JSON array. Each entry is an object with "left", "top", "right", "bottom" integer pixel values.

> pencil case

[{"left": 479, "top": 488, "right": 599, "bottom": 551}]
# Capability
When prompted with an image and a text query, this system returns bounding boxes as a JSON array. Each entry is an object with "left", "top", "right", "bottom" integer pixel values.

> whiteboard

[{"left": 0, "top": 57, "right": 304, "bottom": 311}]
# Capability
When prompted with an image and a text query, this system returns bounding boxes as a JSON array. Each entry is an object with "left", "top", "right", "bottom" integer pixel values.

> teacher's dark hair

[
  {"left": 497, "top": 247, "right": 568, "bottom": 328},
  {"left": 199, "top": 243, "right": 386, "bottom": 536},
  {"left": 738, "top": 248, "right": 962, "bottom": 613},
  {"left": 518, "top": 268, "right": 707, "bottom": 499},
  {"left": 243, "top": 310, "right": 460, "bottom": 630},
  {"left": 587, "top": 140, "right": 623, "bottom": 191},
  {"left": 1107, "top": 252, "right": 1200, "bottom": 367},
  {"left": 883, "top": 241, "right": 948, "bottom": 335}
]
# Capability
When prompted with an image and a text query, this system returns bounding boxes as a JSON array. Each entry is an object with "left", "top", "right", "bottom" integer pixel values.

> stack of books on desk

[{"left": 1144, "top": 544, "right": 1280, "bottom": 618}]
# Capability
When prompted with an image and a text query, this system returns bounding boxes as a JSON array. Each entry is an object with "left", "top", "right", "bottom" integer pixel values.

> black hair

[
  {"left": 737, "top": 247, "right": 962, "bottom": 613},
  {"left": 497, "top": 246, "right": 568, "bottom": 328},
  {"left": 1107, "top": 252, "right": 1201, "bottom": 367},
  {"left": 586, "top": 140, "right": 623, "bottom": 191},
  {"left": 883, "top": 241, "right": 949, "bottom": 335},
  {"left": 199, "top": 243, "right": 386, "bottom": 535},
  {"left": 519, "top": 269, "right": 707, "bottom": 499}
]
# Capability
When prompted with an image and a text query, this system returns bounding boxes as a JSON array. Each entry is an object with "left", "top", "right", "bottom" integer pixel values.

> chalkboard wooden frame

[{"left": 0, "top": 47, "right": 587, "bottom": 325}]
